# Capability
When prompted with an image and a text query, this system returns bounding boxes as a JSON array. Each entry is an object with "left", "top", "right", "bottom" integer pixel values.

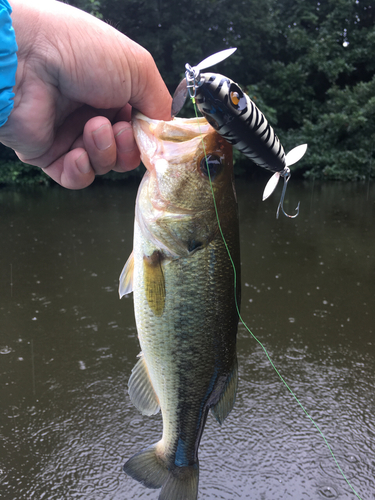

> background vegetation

[{"left": 1, "top": 0, "right": 374, "bottom": 185}]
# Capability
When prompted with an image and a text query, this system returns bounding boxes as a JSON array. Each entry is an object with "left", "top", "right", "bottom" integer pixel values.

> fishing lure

[{"left": 171, "top": 48, "right": 307, "bottom": 218}]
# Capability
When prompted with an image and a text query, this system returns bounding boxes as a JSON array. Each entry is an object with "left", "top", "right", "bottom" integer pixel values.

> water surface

[{"left": 1, "top": 178, "right": 374, "bottom": 499}]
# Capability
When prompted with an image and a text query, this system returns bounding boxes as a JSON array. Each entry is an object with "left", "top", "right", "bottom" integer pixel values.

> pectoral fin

[
  {"left": 144, "top": 251, "right": 165, "bottom": 316},
  {"left": 211, "top": 357, "right": 238, "bottom": 425},
  {"left": 119, "top": 251, "right": 134, "bottom": 298},
  {"left": 128, "top": 353, "right": 160, "bottom": 416}
]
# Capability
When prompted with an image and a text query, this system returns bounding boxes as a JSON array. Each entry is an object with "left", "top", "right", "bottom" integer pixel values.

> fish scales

[
  {"left": 120, "top": 112, "right": 240, "bottom": 499},
  {"left": 134, "top": 219, "right": 237, "bottom": 453}
]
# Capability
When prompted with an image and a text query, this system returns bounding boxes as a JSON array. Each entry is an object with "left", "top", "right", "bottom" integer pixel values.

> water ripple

[{"left": 318, "top": 485, "right": 338, "bottom": 498}]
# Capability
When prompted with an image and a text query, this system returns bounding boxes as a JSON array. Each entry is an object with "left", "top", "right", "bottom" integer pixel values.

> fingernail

[
  {"left": 115, "top": 126, "right": 136, "bottom": 153},
  {"left": 93, "top": 123, "right": 113, "bottom": 150},
  {"left": 76, "top": 151, "right": 91, "bottom": 174}
]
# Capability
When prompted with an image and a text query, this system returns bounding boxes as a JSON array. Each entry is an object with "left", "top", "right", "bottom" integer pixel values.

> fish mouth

[
  {"left": 131, "top": 111, "right": 212, "bottom": 173},
  {"left": 132, "top": 110, "right": 233, "bottom": 218}
]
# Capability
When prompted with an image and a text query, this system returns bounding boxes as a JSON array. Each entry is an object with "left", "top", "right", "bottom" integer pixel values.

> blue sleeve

[{"left": 0, "top": 0, "right": 18, "bottom": 127}]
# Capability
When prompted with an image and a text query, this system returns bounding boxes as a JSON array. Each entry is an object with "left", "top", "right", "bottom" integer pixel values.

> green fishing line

[{"left": 191, "top": 96, "right": 363, "bottom": 500}]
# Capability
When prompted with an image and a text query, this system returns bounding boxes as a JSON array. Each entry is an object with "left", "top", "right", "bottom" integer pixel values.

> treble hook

[
  {"left": 262, "top": 144, "right": 307, "bottom": 219},
  {"left": 276, "top": 168, "right": 300, "bottom": 219}
]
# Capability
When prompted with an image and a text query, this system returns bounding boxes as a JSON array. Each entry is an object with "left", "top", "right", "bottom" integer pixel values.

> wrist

[{"left": 0, "top": 0, "right": 17, "bottom": 127}]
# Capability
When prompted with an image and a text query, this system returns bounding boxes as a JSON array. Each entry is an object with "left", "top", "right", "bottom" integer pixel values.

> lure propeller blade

[
  {"left": 171, "top": 78, "right": 188, "bottom": 117},
  {"left": 171, "top": 47, "right": 237, "bottom": 117},
  {"left": 285, "top": 144, "right": 308, "bottom": 167},
  {"left": 263, "top": 144, "right": 308, "bottom": 201},
  {"left": 195, "top": 47, "right": 237, "bottom": 71},
  {"left": 262, "top": 172, "right": 281, "bottom": 201}
]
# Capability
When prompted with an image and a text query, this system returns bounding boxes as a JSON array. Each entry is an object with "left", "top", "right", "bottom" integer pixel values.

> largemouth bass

[{"left": 119, "top": 111, "right": 241, "bottom": 499}]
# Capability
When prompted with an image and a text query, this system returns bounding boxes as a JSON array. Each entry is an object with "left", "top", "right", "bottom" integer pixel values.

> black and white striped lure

[{"left": 171, "top": 48, "right": 307, "bottom": 218}]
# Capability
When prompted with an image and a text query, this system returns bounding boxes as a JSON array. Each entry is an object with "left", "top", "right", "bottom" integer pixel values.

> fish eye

[
  {"left": 200, "top": 154, "right": 223, "bottom": 180},
  {"left": 229, "top": 83, "right": 246, "bottom": 110}
]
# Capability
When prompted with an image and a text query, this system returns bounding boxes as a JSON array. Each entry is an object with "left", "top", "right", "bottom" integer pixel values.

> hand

[{"left": 0, "top": 0, "right": 172, "bottom": 189}]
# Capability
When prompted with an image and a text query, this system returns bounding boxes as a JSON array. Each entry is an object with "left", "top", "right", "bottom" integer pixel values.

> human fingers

[
  {"left": 82, "top": 117, "right": 117, "bottom": 175},
  {"left": 82, "top": 116, "right": 140, "bottom": 174},
  {"left": 41, "top": 117, "right": 141, "bottom": 189},
  {"left": 112, "top": 121, "right": 140, "bottom": 172},
  {"left": 41, "top": 128, "right": 117, "bottom": 190},
  {"left": 125, "top": 45, "right": 172, "bottom": 121},
  {"left": 42, "top": 148, "right": 95, "bottom": 190}
]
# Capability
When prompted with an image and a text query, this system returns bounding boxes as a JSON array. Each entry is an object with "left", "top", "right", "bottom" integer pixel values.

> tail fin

[{"left": 124, "top": 443, "right": 199, "bottom": 500}]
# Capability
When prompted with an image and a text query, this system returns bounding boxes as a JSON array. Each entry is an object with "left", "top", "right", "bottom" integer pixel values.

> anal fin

[
  {"left": 124, "top": 443, "right": 167, "bottom": 489},
  {"left": 124, "top": 443, "right": 199, "bottom": 500},
  {"left": 128, "top": 353, "right": 160, "bottom": 416}
]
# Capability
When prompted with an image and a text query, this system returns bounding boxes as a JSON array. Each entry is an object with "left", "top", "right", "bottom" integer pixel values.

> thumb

[{"left": 125, "top": 44, "right": 172, "bottom": 121}]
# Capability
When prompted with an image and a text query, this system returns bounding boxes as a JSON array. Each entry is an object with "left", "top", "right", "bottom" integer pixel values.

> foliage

[
  {"left": 1, "top": 0, "right": 374, "bottom": 185},
  {"left": 64, "top": 0, "right": 375, "bottom": 181},
  {"left": 289, "top": 76, "right": 375, "bottom": 180},
  {"left": 0, "top": 160, "right": 52, "bottom": 187}
]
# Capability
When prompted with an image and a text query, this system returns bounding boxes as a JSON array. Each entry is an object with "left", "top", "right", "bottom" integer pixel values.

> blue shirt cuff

[{"left": 0, "top": 0, "right": 18, "bottom": 127}]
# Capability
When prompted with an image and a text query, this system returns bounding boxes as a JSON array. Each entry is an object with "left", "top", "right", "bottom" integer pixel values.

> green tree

[
  {"left": 289, "top": 76, "right": 375, "bottom": 180},
  {"left": 72, "top": 0, "right": 279, "bottom": 88},
  {"left": 66, "top": 0, "right": 375, "bottom": 180},
  {"left": 262, "top": 0, "right": 375, "bottom": 178},
  {"left": 1, "top": 0, "right": 374, "bottom": 185}
]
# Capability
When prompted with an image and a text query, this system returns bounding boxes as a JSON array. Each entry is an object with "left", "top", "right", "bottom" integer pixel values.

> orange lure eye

[{"left": 230, "top": 91, "right": 240, "bottom": 106}]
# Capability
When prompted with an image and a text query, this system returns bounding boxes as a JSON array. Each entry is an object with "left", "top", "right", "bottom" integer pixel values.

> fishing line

[{"left": 191, "top": 96, "right": 363, "bottom": 500}]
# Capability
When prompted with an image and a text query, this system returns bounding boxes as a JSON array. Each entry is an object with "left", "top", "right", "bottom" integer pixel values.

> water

[{"left": 1, "top": 178, "right": 374, "bottom": 499}]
